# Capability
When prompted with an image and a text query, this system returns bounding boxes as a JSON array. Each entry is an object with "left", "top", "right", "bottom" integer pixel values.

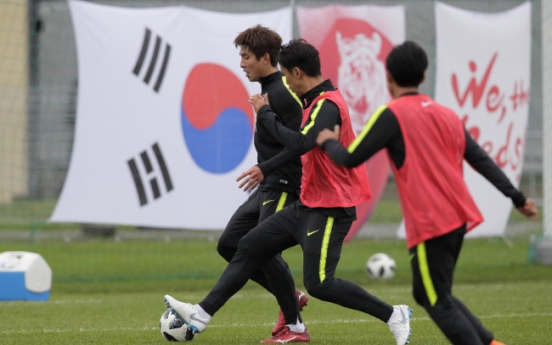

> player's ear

[
  {"left": 386, "top": 70, "right": 394, "bottom": 84},
  {"left": 293, "top": 67, "right": 301, "bottom": 79},
  {"left": 262, "top": 52, "right": 270, "bottom": 65},
  {"left": 419, "top": 74, "right": 426, "bottom": 85},
  {"left": 386, "top": 70, "right": 396, "bottom": 98}
]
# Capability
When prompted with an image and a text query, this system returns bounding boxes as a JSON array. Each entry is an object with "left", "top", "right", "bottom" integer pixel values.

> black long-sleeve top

[
  {"left": 255, "top": 71, "right": 303, "bottom": 194},
  {"left": 321, "top": 93, "right": 527, "bottom": 208},
  {"left": 257, "top": 79, "right": 356, "bottom": 222},
  {"left": 257, "top": 79, "right": 342, "bottom": 176}
]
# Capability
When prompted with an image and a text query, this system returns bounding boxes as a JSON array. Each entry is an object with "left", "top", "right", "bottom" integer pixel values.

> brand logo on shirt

[
  {"left": 307, "top": 230, "right": 319, "bottom": 236},
  {"left": 181, "top": 63, "right": 254, "bottom": 174},
  {"left": 132, "top": 28, "right": 171, "bottom": 93},
  {"left": 421, "top": 101, "right": 432, "bottom": 107}
]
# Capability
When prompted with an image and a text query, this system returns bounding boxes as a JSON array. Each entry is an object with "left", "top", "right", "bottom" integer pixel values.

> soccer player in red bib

[
  {"left": 317, "top": 40, "right": 538, "bottom": 345},
  {"left": 164, "top": 39, "right": 413, "bottom": 345}
]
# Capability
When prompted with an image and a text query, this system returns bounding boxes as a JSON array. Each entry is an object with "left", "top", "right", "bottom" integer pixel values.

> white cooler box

[{"left": 0, "top": 251, "right": 52, "bottom": 301}]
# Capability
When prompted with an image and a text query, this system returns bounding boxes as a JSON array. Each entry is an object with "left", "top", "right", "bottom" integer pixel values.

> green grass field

[{"left": 1, "top": 236, "right": 551, "bottom": 344}]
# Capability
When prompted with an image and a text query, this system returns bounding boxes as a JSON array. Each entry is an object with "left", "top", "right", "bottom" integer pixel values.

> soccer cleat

[
  {"left": 490, "top": 341, "right": 506, "bottom": 345},
  {"left": 261, "top": 327, "right": 310, "bottom": 344},
  {"left": 388, "top": 304, "right": 412, "bottom": 345},
  {"left": 164, "top": 295, "right": 209, "bottom": 334},
  {"left": 272, "top": 290, "right": 309, "bottom": 336}
]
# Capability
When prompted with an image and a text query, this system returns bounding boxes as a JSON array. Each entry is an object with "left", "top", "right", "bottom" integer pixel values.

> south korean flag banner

[{"left": 50, "top": 1, "right": 292, "bottom": 229}]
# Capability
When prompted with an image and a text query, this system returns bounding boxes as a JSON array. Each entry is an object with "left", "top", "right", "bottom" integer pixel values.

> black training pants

[
  {"left": 201, "top": 201, "right": 393, "bottom": 324},
  {"left": 216, "top": 188, "right": 299, "bottom": 324},
  {"left": 410, "top": 225, "right": 494, "bottom": 345}
]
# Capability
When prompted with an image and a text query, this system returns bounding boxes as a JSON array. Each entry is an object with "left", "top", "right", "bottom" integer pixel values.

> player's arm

[
  {"left": 236, "top": 90, "right": 304, "bottom": 191},
  {"left": 237, "top": 110, "right": 303, "bottom": 189},
  {"left": 256, "top": 97, "right": 340, "bottom": 155},
  {"left": 236, "top": 150, "right": 298, "bottom": 192},
  {"left": 272, "top": 85, "right": 303, "bottom": 132},
  {"left": 257, "top": 147, "right": 296, "bottom": 177},
  {"left": 258, "top": 87, "right": 303, "bottom": 171},
  {"left": 463, "top": 129, "right": 538, "bottom": 219},
  {"left": 318, "top": 106, "right": 398, "bottom": 167}
]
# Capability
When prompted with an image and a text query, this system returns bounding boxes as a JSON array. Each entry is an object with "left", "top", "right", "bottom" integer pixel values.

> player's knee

[
  {"left": 412, "top": 289, "right": 454, "bottom": 316},
  {"left": 304, "top": 283, "right": 322, "bottom": 299},
  {"left": 217, "top": 231, "right": 238, "bottom": 259},
  {"left": 216, "top": 239, "right": 234, "bottom": 263},
  {"left": 235, "top": 236, "right": 258, "bottom": 258},
  {"left": 303, "top": 280, "right": 329, "bottom": 300}
]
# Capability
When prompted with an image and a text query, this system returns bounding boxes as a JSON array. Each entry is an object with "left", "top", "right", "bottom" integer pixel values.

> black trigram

[
  {"left": 127, "top": 143, "right": 174, "bottom": 206},
  {"left": 132, "top": 28, "right": 171, "bottom": 93}
]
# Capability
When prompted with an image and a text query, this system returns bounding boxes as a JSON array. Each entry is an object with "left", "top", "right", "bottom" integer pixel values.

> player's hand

[
  {"left": 316, "top": 125, "right": 341, "bottom": 146},
  {"left": 249, "top": 94, "right": 269, "bottom": 113},
  {"left": 517, "top": 198, "right": 538, "bottom": 220},
  {"left": 236, "top": 165, "right": 265, "bottom": 192}
]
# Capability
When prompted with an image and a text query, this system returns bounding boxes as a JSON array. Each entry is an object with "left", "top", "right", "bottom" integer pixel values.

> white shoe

[
  {"left": 388, "top": 305, "right": 412, "bottom": 345},
  {"left": 164, "top": 295, "right": 209, "bottom": 334}
]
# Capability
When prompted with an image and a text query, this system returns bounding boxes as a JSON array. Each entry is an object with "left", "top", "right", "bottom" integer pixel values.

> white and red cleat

[
  {"left": 261, "top": 327, "right": 310, "bottom": 344},
  {"left": 271, "top": 290, "right": 309, "bottom": 336}
]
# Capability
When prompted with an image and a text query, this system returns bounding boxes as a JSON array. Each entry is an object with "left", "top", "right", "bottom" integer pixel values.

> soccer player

[
  {"left": 316, "top": 40, "right": 538, "bottom": 345},
  {"left": 217, "top": 25, "right": 307, "bottom": 337},
  {"left": 164, "top": 39, "right": 412, "bottom": 345}
]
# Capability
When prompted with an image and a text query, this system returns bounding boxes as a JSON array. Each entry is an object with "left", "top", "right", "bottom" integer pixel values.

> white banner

[
  {"left": 50, "top": 1, "right": 292, "bottom": 229},
  {"left": 402, "top": 2, "right": 531, "bottom": 238},
  {"left": 297, "top": 5, "right": 405, "bottom": 240}
]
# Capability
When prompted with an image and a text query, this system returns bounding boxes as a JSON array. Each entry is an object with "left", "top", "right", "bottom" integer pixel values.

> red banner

[{"left": 298, "top": 5, "right": 405, "bottom": 241}]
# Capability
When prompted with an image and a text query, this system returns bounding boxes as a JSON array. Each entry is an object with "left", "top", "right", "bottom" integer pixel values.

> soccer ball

[
  {"left": 159, "top": 309, "right": 196, "bottom": 342},
  {"left": 366, "top": 253, "right": 396, "bottom": 280}
]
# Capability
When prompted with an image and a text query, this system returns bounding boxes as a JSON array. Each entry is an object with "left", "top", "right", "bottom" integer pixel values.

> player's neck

[
  {"left": 302, "top": 76, "right": 325, "bottom": 95},
  {"left": 393, "top": 87, "right": 418, "bottom": 99},
  {"left": 259, "top": 67, "right": 279, "bottom": 79}
]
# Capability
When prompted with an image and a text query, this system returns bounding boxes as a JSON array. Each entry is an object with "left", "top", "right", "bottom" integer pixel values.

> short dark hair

[
  {"left": 234, "top": 25, "right": 282, "bottom": 67},
  {"left": 386, "top": 41, "right": 428, "bottom": 87},
  {"left": 278, "top": 39, "right": 321, "bottom": 77}
]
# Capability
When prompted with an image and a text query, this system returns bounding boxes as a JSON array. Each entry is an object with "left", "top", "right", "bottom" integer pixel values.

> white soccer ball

[
  {"left": 366, "top": 253, "right": 396, "bottom": 280},
  {"left": 159, "top": 309, "right": 196, "bottom": 342}
]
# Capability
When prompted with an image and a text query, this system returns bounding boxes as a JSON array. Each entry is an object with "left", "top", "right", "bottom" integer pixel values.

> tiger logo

[{"left": 336, "top": 31, "right": 390, "bottom": 134}]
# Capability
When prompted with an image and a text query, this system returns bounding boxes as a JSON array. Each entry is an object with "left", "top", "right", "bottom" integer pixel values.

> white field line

[{"left": 2, "top": 312, "right": 552, "bottom": 335}]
